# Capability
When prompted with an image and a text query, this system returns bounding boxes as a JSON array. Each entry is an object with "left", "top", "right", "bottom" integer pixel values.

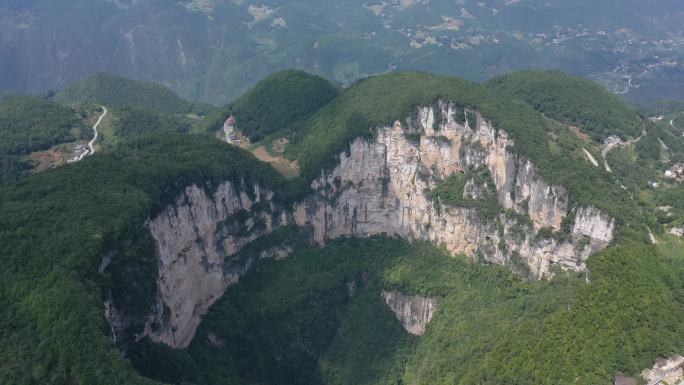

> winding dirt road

[
  {"left": 601, "top": 129, "right": 646, "bottom": 172},
  {"left": 670, "top": 118, "right": 684, "bottom": 135},
  {"left": 79, "top": 106, "right": 108, "bottom": 161}
]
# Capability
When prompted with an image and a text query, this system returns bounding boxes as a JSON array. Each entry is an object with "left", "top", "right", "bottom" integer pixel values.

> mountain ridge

[{"left": 2, "top": 0, "right": 683, "bottom": 104}]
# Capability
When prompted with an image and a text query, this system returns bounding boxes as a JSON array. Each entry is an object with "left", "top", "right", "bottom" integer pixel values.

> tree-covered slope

[
  {"left": 0, "top": 134, "right": 288, "bottom": 385},
  {"left": 97, "top": 106, "right": 198, "bottom": 146},
  {"left": 487, "top": 71, "right": 643, "bottom": 142},
  {"left": 0, "top": 94, "right": 88, "bottom": 184},
  {"left": 201, "top": 70, "right": 340, "bottom": 141},
  {"left": 53, "top": 73, "right": 208, "bottom": 115},
  {"left": 645, "top": 100, "right": 684, "bottom": 117}
]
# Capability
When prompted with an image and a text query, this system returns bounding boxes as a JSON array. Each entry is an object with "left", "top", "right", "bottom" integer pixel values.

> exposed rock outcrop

[
  {"left": 572, "top": 206, "right": 615, "bottom": 244},
  {"left": 294, "top": 103, "right": 615, "bottom": 277},
  {"left": 133, "top": 102, "right": 616, "bottom": 349},
  {"left": 382, "top": 290, "right": 440, "bottom": 336},
  {"left": 143, "top": 181, "right": 289, "bottom": 348}
]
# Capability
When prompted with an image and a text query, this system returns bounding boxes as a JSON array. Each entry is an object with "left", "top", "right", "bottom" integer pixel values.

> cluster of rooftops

[{"left": 223, "top": 115, "right": 240, "bottom": 145}]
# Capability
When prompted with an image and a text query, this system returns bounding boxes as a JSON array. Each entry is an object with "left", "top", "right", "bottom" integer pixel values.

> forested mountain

[
  {"left": 1, "top": 0, "right": 683, "bottom": 104},
  {"left": 53, "top": 73, "right": 211, "bottom": 115},
  {"left": 2, "top": 70, "right": 684, "bottom": 385},
  {"left": 201, "top": 70, "right": 340, "bottom": 141}
]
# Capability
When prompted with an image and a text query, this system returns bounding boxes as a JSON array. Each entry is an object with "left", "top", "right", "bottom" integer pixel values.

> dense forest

[
  {"left": 99, "top": 106, "right": 197, "bottom": 145},
  {"left": 200, "top": 70, "right": 340, "bottom": 141},
  {"left": 645, "top": 99, "right": 684, "bottom": 117},
  {"left": 0, "top": 92, "right": 202, "bottom": 185},
  {"left": 54, "top": 73, "right": 211, "bottom": 115},
  {"left": 487, "top": 71, "right": 643, "bottom": 142}
]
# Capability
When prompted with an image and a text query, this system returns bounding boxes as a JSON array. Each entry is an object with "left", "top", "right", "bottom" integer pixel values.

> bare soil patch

[
  {"left": 28, "top": 145, "right": 72, "bottom": 173},
  {"left": 251, "top": 145, "right": 300, "bottom": 178},
  {"left": 569, "top": 126, "right": 590, "bottom": 142}
]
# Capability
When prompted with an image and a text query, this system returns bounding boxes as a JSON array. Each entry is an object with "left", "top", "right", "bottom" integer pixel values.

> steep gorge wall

[
  {"left": 131, "top": 102, "right": 615, "bottom": 349},
  {"left": 294, "top": 103, "right": 614, "bottom": 277},
  {"left": 142, "top": 181, "right": 289, "bottom": 348}
]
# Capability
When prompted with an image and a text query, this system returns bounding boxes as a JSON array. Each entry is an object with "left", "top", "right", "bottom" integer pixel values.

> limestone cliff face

[
  {"left": 143, "top": 181, "right": 288, "bottom": 348},
  {"left": 572, "top": 206, "right": 615, "bottom": 243},
  {"left": 294, "top": 102, "right": 615, "bottom": 277},
  {"left": 136, "top": 102, "right": 616, "bottom": 350},
  {"left": 382, "top": 290, "right": 440, "bottom": 336}
]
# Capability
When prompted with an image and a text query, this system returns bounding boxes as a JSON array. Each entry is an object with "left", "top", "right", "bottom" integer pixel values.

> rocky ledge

[{"left": 382, "top": 290, "right": 440, "bottom": 336}]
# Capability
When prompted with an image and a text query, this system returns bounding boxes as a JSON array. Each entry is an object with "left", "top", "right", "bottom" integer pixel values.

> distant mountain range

[{"left": 1, "top": 0, "right": 683, "bottom": 104}]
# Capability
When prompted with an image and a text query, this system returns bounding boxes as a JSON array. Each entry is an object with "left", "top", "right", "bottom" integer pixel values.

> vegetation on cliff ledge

[{"left": 427, "top": 167, "right": 502, "bottom": 221}]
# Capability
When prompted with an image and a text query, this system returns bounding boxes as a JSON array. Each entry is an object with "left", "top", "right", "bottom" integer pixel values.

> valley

[
  {"left": 2, "top": 0, "right": 684, "bottom": 104},
  {"left": 1, "top": 69, "right": 684, "bottom": 385}
]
